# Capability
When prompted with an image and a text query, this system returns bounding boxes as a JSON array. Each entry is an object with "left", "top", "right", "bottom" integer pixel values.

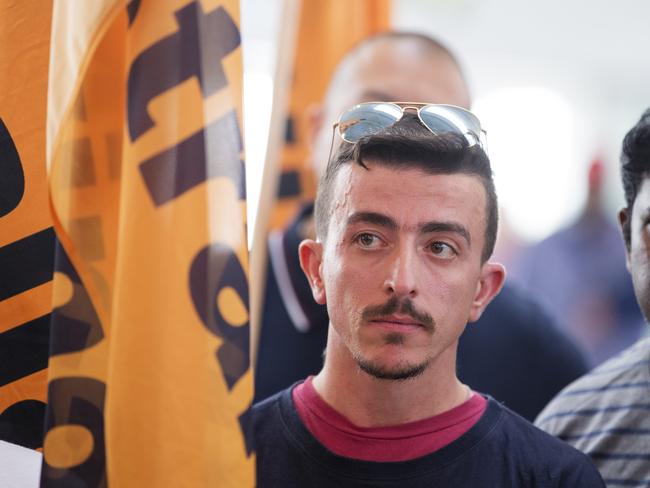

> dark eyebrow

[
  {"left": 346, "top": 213, "right": 471, "bottom": 246},
  {"left": 346, "top": 212, "right": 398, "bottom": 230},
  {"left": 420, "top": 222, "right": 471, "bottom": 247}
]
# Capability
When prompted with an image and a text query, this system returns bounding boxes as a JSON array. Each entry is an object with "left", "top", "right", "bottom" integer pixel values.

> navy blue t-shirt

[{"left": 253, "top": 386, "right": 605, "bottom": 487}]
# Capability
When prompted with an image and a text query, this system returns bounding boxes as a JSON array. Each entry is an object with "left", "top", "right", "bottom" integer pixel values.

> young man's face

[
  {"left": 623, "top": 177, "right": 650, "bottom": 322},
  {"left": 301, "top": 162, "right": 504, "bottom": 380}
]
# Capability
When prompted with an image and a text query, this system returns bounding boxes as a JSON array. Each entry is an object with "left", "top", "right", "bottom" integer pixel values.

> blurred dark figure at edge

[
  {"left": 255, "top": 31, "right": 589, "bottom": 421},
  {"left": 536, "top": 108, "right": 650, "bottom": 486},
  {"left": 510, "top": 157, "right": 644, "bottom": 367}
]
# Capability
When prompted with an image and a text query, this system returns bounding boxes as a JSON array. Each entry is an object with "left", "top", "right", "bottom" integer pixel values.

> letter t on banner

[{"left": 42, "top": 1, "right": 253, "bottom": 486}]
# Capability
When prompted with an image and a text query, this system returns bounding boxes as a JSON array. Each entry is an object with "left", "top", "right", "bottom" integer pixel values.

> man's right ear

[{"left": 299, "top": 239, "right": 326, "bottom": 304}]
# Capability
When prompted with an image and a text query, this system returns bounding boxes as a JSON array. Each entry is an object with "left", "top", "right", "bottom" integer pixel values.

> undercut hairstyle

[
  {"left": 621, "top": 108, "right": 650, "bottom": 248},
  {"left": 314, "top": 114, "right": 498, "bottom": 263}
]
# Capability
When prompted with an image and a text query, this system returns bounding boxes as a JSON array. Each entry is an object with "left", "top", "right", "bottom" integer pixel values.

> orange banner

[
  {"left": 272, "top": 0, "right": 390, "bottom": 228},
  {"left": 0, "top": 0, "right": 54, "bottom": 450},
  {"left": 42, "top": 1, "right": 253, "bottom": 486}
]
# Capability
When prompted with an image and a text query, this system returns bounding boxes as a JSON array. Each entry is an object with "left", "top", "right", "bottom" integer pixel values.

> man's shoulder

[
  {"left": 535, "top": 337, "right": 650, "bottom": 435},
  {"left": 492, "top": 399, "right": 595, "bottom": 458},
  {"left": 471, "top": 398, "right": 604, "bottom": 484},
  {"left": 252, "top": 387, "right": 293, "bottom": 452},
  {"left": 534, "top": 337, "right": 650, "bottom": 484},
  {"left": 252, "top": 383, "right": 302, "bottom": 436},
  {"left": 253, "top": 387, "right": 289, "bottom": 419}
]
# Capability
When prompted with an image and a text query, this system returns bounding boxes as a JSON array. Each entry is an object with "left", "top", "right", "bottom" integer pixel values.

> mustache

[{"left": 361, "top": 296, "right": 435, "bottom": 331}]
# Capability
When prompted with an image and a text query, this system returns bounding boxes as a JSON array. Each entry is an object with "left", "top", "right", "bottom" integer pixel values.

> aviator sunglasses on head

[{"left": 328, "top": 102, "right": 487, "bottom": 161}]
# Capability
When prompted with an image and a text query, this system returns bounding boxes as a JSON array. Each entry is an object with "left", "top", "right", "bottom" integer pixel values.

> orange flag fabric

[
  {"left": 42, "top": 1, "right": 253, "bottom": 486},
  {"left": 271, "top": 0, "right": 390, "bottom": 228},
  {"left": 0, "top": 0, "right": 54, "bottom": 450}
]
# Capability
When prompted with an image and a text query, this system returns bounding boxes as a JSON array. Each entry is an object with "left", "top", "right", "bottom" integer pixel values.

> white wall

[{"left": 393, "top": 0, "right": 650, "bottom": 241}]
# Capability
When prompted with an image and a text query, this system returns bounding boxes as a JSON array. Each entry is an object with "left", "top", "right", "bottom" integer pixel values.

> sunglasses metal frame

[{"left": 326, "top": 101, "right": 487, "bottom": 168}]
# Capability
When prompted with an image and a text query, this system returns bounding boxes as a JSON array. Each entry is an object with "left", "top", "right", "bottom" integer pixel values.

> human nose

[{"left": 382, "top": 245, "right": 418, "bottom": 298}]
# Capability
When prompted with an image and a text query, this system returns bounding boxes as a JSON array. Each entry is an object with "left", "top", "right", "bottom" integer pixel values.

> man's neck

[{"left": 311, "top": 331, "right": 468, "bottom": 428}]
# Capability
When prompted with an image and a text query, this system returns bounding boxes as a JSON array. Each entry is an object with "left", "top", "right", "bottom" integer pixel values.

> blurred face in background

[{"left": 309, "top": 37, "right": 471, "bottom": 177}]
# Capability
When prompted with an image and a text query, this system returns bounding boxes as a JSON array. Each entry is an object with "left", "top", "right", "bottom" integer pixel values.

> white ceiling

[{"left": 394, "top": 0, "right": 650, "bottom": 99}]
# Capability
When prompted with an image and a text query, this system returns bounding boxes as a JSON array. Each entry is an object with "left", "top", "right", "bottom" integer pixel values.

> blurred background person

[
  {"left": 253, "top": 27, "right": 588, "bottom": 421},
  {"left": 536, "top": 108, "right": 650, "bottom": 486},
  {"left": 509, "top": 157, "right": 645, "bottom": 366}
]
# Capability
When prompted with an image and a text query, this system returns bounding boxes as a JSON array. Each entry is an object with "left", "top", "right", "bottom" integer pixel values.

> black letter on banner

[
  {"left": 139, "top": 110, "right": 245, "bottom": 206},
  {"left": 126, "top": 0, "right": 141, "bottom": 26},
  {"left": 49, "top": 239, "right": 104, "bottom": 356},
  {"left": 0, "top": 400, "right": 47, "bottom": 449},
  {"left": 0, "top": 226, "right": 54, "bottom": 302},
  {"left": 0, "top": 313, "right": 50, "bottom": 387},
  {"left": 189, "top": 243, "right": 249, "bottom": 390},
  {"left": 127, "top": 2, "right": 240, "bottom": 142},
  {"left": 0, "top": 119, "right": 25, "bottom": 217},
  {"left": 41, "top": 377, "right": 106, "bottom": 488}
]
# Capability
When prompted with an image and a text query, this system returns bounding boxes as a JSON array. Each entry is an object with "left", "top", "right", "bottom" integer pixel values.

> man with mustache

[
  {"left": 253, "top": 103, "right": 604, "bottom": 486},
  {"left": 255, "top": 31, "right": 589, "bottom": 422}
]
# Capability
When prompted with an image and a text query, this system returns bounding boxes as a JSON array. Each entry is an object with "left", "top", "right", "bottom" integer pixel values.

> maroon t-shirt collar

[{"left": 292, "top": 376, "right": 488, "bottom": 462}]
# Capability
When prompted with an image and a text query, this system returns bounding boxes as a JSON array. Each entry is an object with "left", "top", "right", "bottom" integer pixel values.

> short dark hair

[
  {"left": 621, "top": 108, "right": 650, "bottom": 247},
  {"left": 314, "top": 114, "right": 498, "bottom": 262}
]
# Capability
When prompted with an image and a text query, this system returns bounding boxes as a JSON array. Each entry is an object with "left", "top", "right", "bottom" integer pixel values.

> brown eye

[
  {"left": 429, "top": 242, "right": 456, "bottom": 259},
  {"left": 354, "top": 233, "right": 382, "bottom": 248},
  {"left": 360, "top": 234, "right": 373, "bottom": 245}
]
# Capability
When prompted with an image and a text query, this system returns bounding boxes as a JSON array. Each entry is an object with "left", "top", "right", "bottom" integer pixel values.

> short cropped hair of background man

[
  {"left": 253, "top": 107, "right": 604, "bottom": 487},
  {"left": 536, "top": 109, "right": 650, "bottom": 486}
]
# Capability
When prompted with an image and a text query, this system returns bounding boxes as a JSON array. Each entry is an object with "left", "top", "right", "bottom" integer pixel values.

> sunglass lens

[
  {"left": 338, "top": 103, "right": 403, "bottom": 142},
  {"left": 419, "top": 105, "right": 482, "bottom": 146}
]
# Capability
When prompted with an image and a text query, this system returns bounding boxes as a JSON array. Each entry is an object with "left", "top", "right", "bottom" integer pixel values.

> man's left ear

[
  {"left": 468, "top": 262, "right": 506, "bottom": 323},
  {"left": 618, "top": 207, "right": 632, "bottom": 271}
]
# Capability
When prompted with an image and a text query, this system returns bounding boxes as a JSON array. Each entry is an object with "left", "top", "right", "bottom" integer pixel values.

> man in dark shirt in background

[{"left": 255, "top": 32, "right": 588, "bottom": 421}]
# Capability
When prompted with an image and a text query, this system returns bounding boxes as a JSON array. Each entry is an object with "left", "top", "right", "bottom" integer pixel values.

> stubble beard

[
  {"left": 354, "top": 332, "right": 433, "bottom": 381},
  {"left": 355, "top": 350, "right": 431, "bottom": 381},
  {"left": 353, "top": 297, "right": 435, "bottom": 381}
]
